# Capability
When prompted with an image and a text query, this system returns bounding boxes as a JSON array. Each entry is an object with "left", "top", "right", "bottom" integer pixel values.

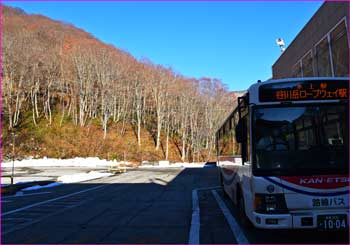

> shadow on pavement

[
  {"left": 1, "top": 167, "right": 218, "bottom": 244},
  {"left": 1, "top": 167, "right": 349, "bottom": 244}
]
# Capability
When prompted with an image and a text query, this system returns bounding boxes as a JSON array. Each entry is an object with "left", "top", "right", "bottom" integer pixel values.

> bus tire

[
  {"left": 220, "top": 172, "right": 224, "bottom": 187},
  {"left": 220, "top": 173, "right": 229, "bottom": 199},
  {"left": 238, "top": 192, "right": 253, "bottom": 229}
]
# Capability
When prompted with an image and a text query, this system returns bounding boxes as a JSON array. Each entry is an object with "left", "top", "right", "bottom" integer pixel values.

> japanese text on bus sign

[{"left": 259, "top": 80, "right": 349, "bottom": 102}]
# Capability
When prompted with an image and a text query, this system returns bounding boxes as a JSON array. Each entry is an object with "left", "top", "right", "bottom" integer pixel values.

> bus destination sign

[{"left": 259, "top": 80, "right": 349, "bottom": 102}]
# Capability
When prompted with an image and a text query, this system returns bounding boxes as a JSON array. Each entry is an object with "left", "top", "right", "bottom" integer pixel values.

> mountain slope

[{"left": 2, "top": 5, "right": 233, "bottom": 162}]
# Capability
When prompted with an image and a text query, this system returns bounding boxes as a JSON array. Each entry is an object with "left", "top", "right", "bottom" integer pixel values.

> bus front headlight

[{"left": 254, "top": 194, "right": 288, "bottom": 214}]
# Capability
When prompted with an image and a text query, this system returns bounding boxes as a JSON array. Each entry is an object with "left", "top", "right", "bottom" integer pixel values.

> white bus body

[{"left": 217, "top": 77, "right": 349, "bottom": 230}]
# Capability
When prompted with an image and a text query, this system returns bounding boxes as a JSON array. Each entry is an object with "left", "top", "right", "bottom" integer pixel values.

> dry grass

[{"left": 2, "top": 114, "right": 214, "bottom": 163}]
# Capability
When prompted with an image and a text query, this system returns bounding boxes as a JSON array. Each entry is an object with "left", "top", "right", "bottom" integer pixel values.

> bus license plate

[{"left": 317, "top": 215, "right": 348, "bottom": 230}]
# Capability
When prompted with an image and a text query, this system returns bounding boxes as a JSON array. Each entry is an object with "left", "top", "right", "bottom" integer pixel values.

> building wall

[{"left": 272, "top": 2, "right": 349, "bottom": 79}]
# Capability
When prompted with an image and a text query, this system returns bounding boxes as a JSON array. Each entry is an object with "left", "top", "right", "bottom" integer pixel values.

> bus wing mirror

[{"left": 235, "top": 120, "right": 243, "bottom": 143}]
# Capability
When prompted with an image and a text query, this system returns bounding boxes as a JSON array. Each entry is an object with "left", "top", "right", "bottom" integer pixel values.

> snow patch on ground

[
  {"left": 22, "top": 182, "right": 63, "bottom": 191},
  {"left": 1, "top": 157, "right": 132, "bottom": 168},
  {"left": 57, "top": 171, "right": 113, "bottom": 183},
  {"left": 2, "top": 157, "right": 213, "bottom": 172},
  {"left": 140, "top": 162, "right": 207, "bottom": 168}
]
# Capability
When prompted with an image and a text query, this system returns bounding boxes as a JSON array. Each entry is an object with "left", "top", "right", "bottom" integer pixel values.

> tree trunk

[
  {"left": 182, "top": 132, "right": 186, "bottom": 162},
  {"left": 165, "top": 128, "right": 169, "bottom": 160},
  {"left": 156, "top": 118, "right": 162, "bottom": 150}
]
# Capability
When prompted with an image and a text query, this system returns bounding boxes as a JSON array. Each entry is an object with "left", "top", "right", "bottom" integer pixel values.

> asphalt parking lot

[{"left": 2, "top": 166, "right": 349, "bottom": 244}]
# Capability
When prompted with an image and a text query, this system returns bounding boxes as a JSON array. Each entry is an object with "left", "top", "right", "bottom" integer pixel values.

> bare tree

[
  {"left": 92, "top": 47, "right": 115, "bottom": 139},
  {"left": 2, "top": 5, "right": 235, "bottom": 161}
]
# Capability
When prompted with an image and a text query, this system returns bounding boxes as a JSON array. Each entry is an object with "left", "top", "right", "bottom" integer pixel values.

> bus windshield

[{"left": 253, "top": 104, "right": 348, "bottom": 175}]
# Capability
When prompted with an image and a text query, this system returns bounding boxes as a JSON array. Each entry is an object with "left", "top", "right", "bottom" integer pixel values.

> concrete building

[{"left": 272, "top": 2, "right": 349, "bottom": 79}]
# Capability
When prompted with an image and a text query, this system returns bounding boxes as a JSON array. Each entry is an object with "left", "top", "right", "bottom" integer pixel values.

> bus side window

[
  {"left": 241, "top": 116, "right": 250, "bottom": 164},
  {"left": 235, "top": 116, "right": 249, "bottom": 164},
  {"left": 246, "top": 115, "right": 250, "bottom": 163}
]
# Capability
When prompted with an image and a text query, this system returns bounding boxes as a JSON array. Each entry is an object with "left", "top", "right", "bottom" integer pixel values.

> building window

[
  {"left": 330, "top": 20, "right": 349, "bottom": 77},
  {"left": 302, "top": 52, "right": 314, "bottom": 77},
  {"left": 316, "top": 37, "right": 332, "bottom": 76},
  {"left": 292, "top": 62, "right": 302, "bottom": 77}
]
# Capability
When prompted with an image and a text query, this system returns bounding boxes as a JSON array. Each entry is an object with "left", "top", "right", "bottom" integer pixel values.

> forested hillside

[{"left": 2, "top": 6, "right": 237, "bottom": 162}]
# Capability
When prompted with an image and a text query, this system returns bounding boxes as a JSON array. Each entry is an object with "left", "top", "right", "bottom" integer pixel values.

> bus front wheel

[
  {"left": 220, "top": 173, "right": 229, "bottom": 198},
  {"left": 237, "top": 193, "right": 253, "bottom": 228}
]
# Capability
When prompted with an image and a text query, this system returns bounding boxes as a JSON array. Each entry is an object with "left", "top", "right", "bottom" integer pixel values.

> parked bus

[{"left": 216, "top": 77, "right": 349, "bottom": 230}]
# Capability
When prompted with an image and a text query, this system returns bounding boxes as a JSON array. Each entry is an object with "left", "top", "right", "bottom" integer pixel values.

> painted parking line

[
  {"left": 3, "top": 191, "right": 52, "bottom": 199},
  {"left": 2, "top": 217, "right": 33, "bottom": 221},
  {"left": 2, "top": 201, "right": 86, "bottom": 235},
  {"left": 1, "top": 200, "right": 13, "bottom": 203},
  {"left": 2, "top": 184, "right": 107, "bottom": 216},
  {"left": 211, "top": 190, "right": 249, "bottom": 245},
  {"left": 189, "top": 189, "right": 200, "bottom": 244},
  {"left": 188, "top": 186, "right": 221, "bottom": 244},
  {"left": 194, "top": 186, "right": 221, "bottom": 191}
]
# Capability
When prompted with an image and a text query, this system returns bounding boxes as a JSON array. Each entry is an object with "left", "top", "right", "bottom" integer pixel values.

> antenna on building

[{"left": 276, "top": 38, "right": 285, "bottom": 52}]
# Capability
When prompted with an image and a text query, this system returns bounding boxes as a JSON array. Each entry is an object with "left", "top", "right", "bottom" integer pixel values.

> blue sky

[{"left": 4, "top": 1, "right": 323, "bottom": 91}]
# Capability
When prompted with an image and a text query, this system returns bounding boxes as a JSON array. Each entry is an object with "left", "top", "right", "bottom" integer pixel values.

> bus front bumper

[{"left": 252, "top": 210, "right": 349, "bottom": 229}]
